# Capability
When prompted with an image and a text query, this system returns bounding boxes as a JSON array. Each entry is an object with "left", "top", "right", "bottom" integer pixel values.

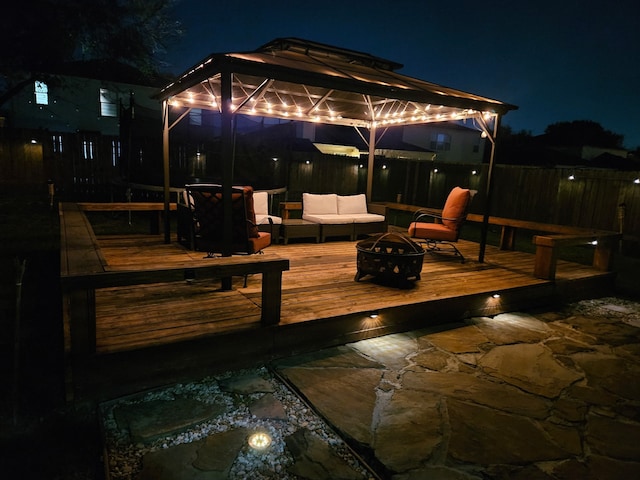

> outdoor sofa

[{"left": 301, "top": 193, "right": 387, "bottom": 242}]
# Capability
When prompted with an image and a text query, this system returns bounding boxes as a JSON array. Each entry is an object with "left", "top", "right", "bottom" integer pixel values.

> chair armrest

[
  {"left": 413, "top": 209, "right": 441, "bottom": 223},
  {"left": 367, "top": 203, "right": 387, "bottom": 216}
]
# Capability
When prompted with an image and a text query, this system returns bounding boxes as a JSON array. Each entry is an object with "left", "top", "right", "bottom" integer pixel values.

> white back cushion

[
  {"left": 253, "top": 191, "right": 269, "bottom": 216},
  {"left": 303, "top": 193, "right": 338, "bottom": 215},
  {"left": 337, "top": 194, "right": 368, "bottom": 215}
]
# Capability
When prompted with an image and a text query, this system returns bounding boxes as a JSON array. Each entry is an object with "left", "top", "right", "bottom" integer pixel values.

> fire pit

[{"left": 355, "top": 232, "right": 425, "bottom": 284}]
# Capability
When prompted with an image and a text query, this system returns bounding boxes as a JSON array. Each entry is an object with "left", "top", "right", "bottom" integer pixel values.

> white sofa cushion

[
  {"left": 303, "top": 214, "right": 353, "bottom": 224},
  {"left": 253, "top": 191, "right": 282, "bottom": 225},
  {"left": 253, "top": 191, "right": 269, "bottom": 216},
  {"left": 337, "top": 194, "right": 368, "bottom": 215},
  {"left": 255, "top": 214, "right": 282, "bottom": 225},
  {"left": 350, "top": 213, "right": 386, "bottom": 223},
  {"left": 303, "top": 193, "right": 338, "bottom": 215}
]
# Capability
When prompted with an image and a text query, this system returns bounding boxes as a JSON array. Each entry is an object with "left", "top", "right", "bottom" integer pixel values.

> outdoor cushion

[
  {"left": 441, "top": 186, "right": 471, "bottom": 231},
  {"left": 254, "top": 191, "right": 282, "bottom": 225},
  {"left": 303, "top": 193, "right": 338, "bottom": 215},
  {"left": 337, "top": 194, "right": 368, "bottom": 215},
  {"left": 253, "top": 191, "right": 269, "bottom": 216},
  {"left": 409, "top": 222, "right": 457, "bottom": 242},
  {"left": 350, "top": 213, "right": 386, "bottom": 223},
  {"left": 302, "top": 214, "right": 353, "bottom": 224}
]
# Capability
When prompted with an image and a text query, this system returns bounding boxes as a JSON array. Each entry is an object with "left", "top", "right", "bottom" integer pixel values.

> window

[
  {"left": 189, "top": 108, "right": 202, "bottom": 126},
  {"left": 430, "top": 133, "right": 451, "bottom": 151},
  {"left": 100, "top": 88, "right": 118, "bottom": 117},
  {"left": 83, "top": 140, "right": 94, "bottom": 160},
  {"left": 52, "top": 134, "right": 63, "bottom": 153},
  {"left": 111, "top": 140, "right": 121, "bottom": 167},
  {"left": 35, "top": 81, "right": 48, "bottom": 105}
]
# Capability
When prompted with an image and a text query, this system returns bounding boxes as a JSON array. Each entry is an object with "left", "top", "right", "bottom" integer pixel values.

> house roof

[{"left": 156, "top": 37, "right": 517, "bottom": 129}]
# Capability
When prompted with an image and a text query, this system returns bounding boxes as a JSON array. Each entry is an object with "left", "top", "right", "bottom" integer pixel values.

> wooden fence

[{"left": 2, "top": 128, "right": 638, "bottom": 243}]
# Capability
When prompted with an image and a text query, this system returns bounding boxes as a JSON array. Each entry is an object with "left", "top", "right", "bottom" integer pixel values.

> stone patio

[
  {"left": 274, "top": 297, "right": 640, "bottom": 479},
  {"left": 100, "top": 297, "right": 640, "bottom": 479}
]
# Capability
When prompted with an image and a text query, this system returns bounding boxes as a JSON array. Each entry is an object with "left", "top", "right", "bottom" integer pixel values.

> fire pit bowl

[{"left": 355, "top": 232, "right": 425, "bottom": 284}]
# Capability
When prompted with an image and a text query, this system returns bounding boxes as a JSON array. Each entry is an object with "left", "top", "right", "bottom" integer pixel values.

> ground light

[{"left": 248, "top": 432, "right": 272, "bottom": 450}]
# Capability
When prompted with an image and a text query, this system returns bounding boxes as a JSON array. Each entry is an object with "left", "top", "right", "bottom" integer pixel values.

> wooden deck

[
  {"left": 68, "top": 233, "right": 617, "bottom": 402},
  {"left": 94, "top": 235, "right": 612, "bottom": 351}
]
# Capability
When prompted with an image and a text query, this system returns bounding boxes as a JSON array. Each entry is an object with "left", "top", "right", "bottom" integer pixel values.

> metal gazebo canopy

[{"left": 156, "top": 37, "right": 518, "bottom": 260}]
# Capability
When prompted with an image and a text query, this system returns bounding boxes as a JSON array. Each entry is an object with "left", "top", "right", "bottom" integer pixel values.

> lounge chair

[{"left": 408, "top": 186, "right": 472, "bottom": 263}]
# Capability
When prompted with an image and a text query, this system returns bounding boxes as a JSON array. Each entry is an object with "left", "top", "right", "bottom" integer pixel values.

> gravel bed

[{"left": 99, "top": 366, "right": 375, "bottom": 479}]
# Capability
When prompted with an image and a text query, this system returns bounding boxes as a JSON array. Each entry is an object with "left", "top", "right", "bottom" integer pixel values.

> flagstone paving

[
  {"left": 274, "top": 297, "right": 640, "bottom": 479},
  {"left": 99, "top": 297, "right": 640, "bottom": 479}
]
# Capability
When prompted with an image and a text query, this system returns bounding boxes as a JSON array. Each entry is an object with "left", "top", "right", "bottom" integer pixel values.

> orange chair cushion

[
  {"left": 248, "top": 231, "right": 271, "bottom": 254},
  {"left": 408, "top": 222, "right": 458, "bottom": 242},
  {"left": 441, "top": 186, "right": 470, "bottom": 230}
]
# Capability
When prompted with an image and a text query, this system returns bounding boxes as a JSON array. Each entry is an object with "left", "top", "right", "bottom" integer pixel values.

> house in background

[
  {"left": 0, "top": 61, "right": 165, "bottom": 197},
  {"left": 0, "top": 61, "right": 489, "bottom": 200}
]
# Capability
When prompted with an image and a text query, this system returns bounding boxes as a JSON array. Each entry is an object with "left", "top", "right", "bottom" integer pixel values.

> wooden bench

[
  {"left": 60, "top": 203, "right": 289, "bottom": 358},
  {"left": 77, "top": 201, "right": 177, "bottom": 234},
  {"left": 533, "top": 232, "right": 621, "bottom": 280},
  {"left": 380, "top": 202, "right": 622, "bottom": 281}
]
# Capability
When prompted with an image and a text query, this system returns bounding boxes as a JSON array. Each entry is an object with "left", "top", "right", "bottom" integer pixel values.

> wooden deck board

[{"left": 89, "top": 235, "right": 614, "bottom": 354}]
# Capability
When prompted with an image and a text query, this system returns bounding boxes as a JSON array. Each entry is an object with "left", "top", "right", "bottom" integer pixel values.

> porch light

[
  {"left": 30, "top": 139, "right": 38, "bottom": 144},
  {"left": 492, "top": 293, "right": 501, "bottom": 299},
  {"left": 471, "top": 170, "right": 477, "bottom": 175},
  {"left": 634, "top": 178, "right": 639, "bottom": 184},
  {"left": 305, "top": 159, "right": 311, "bottom": 165},
  {"left": 568, "top": 174, "right": 575, "bottom": 180},
  {"left": 382, "top": 164, "right": 387, "bottom": 169},
  {"left": 590, "top": 240, "right": 598, "bottom": 246},
  {"left": 369, "top": 312, "right": 379, "bottom": 319},
  {"left": 433, "top": 168, "right": 438, "bottom": 173},
  {"left": 248, "top": 432, "right": 272, "bottom": 450}
]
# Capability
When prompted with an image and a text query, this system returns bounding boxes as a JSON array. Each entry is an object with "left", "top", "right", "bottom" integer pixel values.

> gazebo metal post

[
  {"left": 162, "top": 100, "right": 171, "bottom": 244},
  {"left": 366, "top": 124, "right": 376, "bottom": 201},
  {"left": 220, "top": 69, "right": 234, "bottom": 290},
  {"left": 478, "top": 114, "right": 501, "bottom": 263}
]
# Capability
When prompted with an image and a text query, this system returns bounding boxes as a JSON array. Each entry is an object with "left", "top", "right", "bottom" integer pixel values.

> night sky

[{"left": 164, "top": 0, "right": 640, "bottom": 150}]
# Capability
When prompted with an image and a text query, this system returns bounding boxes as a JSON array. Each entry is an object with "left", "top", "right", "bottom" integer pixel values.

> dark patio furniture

[{"left": 184, "top": 183, "right": 271, "bottom": 256}]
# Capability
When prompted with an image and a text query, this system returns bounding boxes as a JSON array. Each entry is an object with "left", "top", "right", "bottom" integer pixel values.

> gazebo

[{"left": 156, "top": 38, "right": 517, "bottom": 260}]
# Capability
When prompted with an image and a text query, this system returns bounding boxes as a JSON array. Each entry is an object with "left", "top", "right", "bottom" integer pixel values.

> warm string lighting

[{"left": 170, "top": 88, "right": 495, "bottom": 127}]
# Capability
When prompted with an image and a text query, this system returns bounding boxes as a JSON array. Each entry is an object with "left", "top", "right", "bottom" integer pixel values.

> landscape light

[{"left": 248, "top": 432, "right": 272, "bottom": 450}]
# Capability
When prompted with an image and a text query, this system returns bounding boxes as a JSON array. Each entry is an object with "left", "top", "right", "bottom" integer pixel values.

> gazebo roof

[{"left": 157, "top": 37, "right": 517, "bottom": 128}]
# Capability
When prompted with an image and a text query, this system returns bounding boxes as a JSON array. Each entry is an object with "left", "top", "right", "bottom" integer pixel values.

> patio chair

[
  {"left": 185, "top": 184, "right": 272, "bottom": 286},
  {"left": 408, "top": 186, "right": 472, "bottom": 263}
]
